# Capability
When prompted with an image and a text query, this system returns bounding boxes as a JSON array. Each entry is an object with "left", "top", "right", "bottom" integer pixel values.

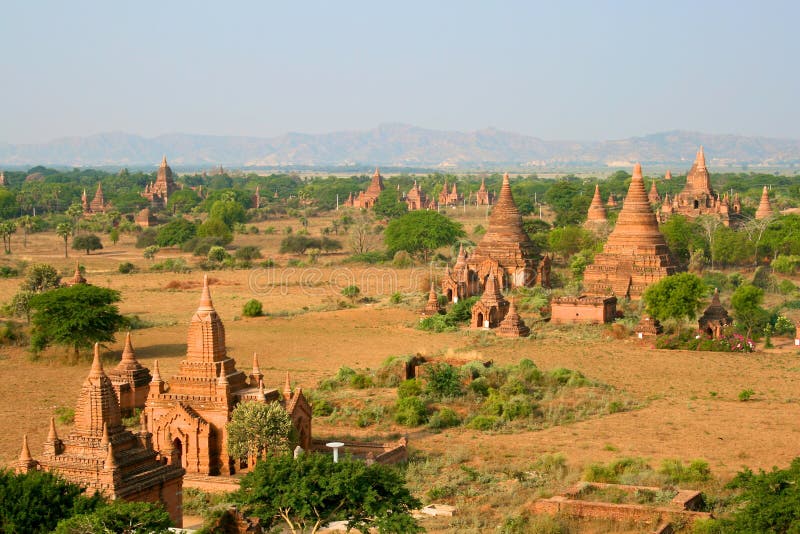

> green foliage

[
  {"left": 135, "top": 228, "right": 157, "bottom": 248},
  {"left": 423, "top": 362, "right": 464, "bottom": 400},
  {"left": 394, "top": 396, "right": 429, "bottom": 426},
  {"left": 427, "top": 407, "right": 461, "bottom": 429},
  {"left": 397, "top": 379, "right": 423, "bottom": 399},
  {"left": 704, "top": 457, "right": 800, "bottom": 532},
  {"left": 660, "top": 215, "right": 706, "bottom": 266},
  {"left": 544, "top": 179, "right": 592, "bottom": 226},
  {"left": 197, "top": 217, "right": 233, "bottom": 245},
  {"left": 71, "top": 234, "right": 103, "bottom": 254},
  {"left": 29, "top": 284, "right": 124, "bottom": 358},
  {"left": 209, "top": 199, "right": 247, "bottom": 227},
  {"left": 384, "top": 211, "right": 465, "bottom": 261},
  {"left": 280, "top": 234, "right": 342, "bottom": 254},
  {"left": 738, "top": 388, "right": 755, "bottom": 402},
  {"left": 142, "top": 245, "right": 160, "bottom": 261},
  {"left": 642, "top": 273, "right": 707, "bottom": 322},
  {"left": 53, "top": 501, "right": 173, "bottom": 534},
  {"left": 467, "top": 414, "right": 499, "bottom": 430},
  {"left": 373, "top": 189, "right": 408, "bottom": 220},
  {"left": 207, "top": 245, "right": 230, "bottom": 263},
  {"left": 0, "top": 469, "right": 103, "bottom": 533},
  {"left": 548, "top": 225, "right": 597, "bottom": 260},
  {"left": 227, "top": 401, "right": 293, "bottom": 460},
  {"left": 242, "top": 299, "right": 263, "bottom": 317},
  {"left": 21, "top": 263, "right": 61, "bottom": 292},
  {"left": 155, "top": 218, "right": 197, "bottom": 247},
  {"left": 583, "top": 457, "right": 651, "bottom": 484},
  {"left": 149, "top": 258, "right": 191, "bottom": 273},
  {"left": 235, "top": 245, "right": 262, "bottom": 261},
  {"left": 167, "top": 188, "right": 201, "bottom": 213},
  {"left": 345, "top": 251, "right": 388, "bottom": 264},
  {"left": 731, "top": 284, "right": 769, "bottom": 339},
  {"left": 234, "top": 453, "right": 422, "bottom": 534},
  {"left": 118, "top": 261, "right": 136, "bottom": 274},
  {"left": 771, "top": 254, "right": 800, "bottom": 275},
  {"left": 341, "top": 285, "right": 361, "bottom": 301},
  {"left": 55, "top": 406, "right": 75, "bottom": 424},
  {"left": 447, "top": 295, "right": 479, "bottom": 322}
]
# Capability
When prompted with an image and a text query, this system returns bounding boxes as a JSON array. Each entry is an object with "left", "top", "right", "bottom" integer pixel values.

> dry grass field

[{"left": 1, "top": 211, "right": 799, "bottom": 531}]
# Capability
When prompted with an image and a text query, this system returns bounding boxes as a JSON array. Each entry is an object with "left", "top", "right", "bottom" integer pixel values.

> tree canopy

[
  {"left": 53, "top": 501, "right": 173, "bottom": 534},
  {"left": 642, "top": 273, "right": 708, "bottom": 322},
  {"left": 372, "top": 189, "right": 408, "bottom": 220},
  {"left": 29, "top": 284, "right": 124, "bottom": 359},
  {"left": 730, "top": 283, "right": 769, "bottom": 340},
  {"left": 384, "top": 211, "right": 464, "bottom": 262},
  {"left": 71, "top": 234, "right": 103, "bottom": 255},
  {"left": 227, "top": 401, "right": 293, "bottom": 461},
  {"left": 155, "top": 218, "right": 197, "bottom": 247},
  {"left": 234, "top": 453, "right": 422, "bottom": 534}
]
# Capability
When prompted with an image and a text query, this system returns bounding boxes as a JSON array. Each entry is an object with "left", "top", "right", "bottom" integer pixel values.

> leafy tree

[
  {"left": 155, "top": 218, "right": 197, "bottom": 247},
  {"left": 143, "top": 245, "right": 160, "bottom": 262},
  {"left": 642, "top": 273, "right": 707, "bottom": 322},
  {"left": 234, "top": 453, "right": 422, "bottom": 534},
  {"left": 109, "top": 227, "right": 120, "bottom": 245},
  {"left": 21, "top": 263, "right": 61, "bottom": 292},
  {"left": 235, "top": 246, "right": 262, "bottom": 261},
  {"left": 423, "top": 362, "right": 464, "bottom": 399},
  {"left": 17, "top": 215, "right": 34, "bottom": 247},
  {"left": 548, "top": 225, "right": 597, "bottom": 260},
  {"left": 0, "top": 189, "right": 18, "bottom": 218},
  {"left": 56, "top": 222, "right": 73, "bottom": 258},
  {"left": 731, "top": 284, "right": 769, "bottom": 340},
  {"left": 207, "top": 246, "right": 230, "bottom": 263},
  {"left": 29, "top": 284, "right": 124, "bottom": 359},
  {"left": 71, "top": 234, "right": 103, "bottom": 255},
  {"left": 242, "top": 299, "right": 264, "bottom": 317},
  {"left": 384, "top": 211, "right": 465, "bottom": 262},
  {"left": 660, "top": 215, "right": 706, "bottom": 267},
  {"left": 699, "top": 457, "right": 800, "bottom": 533},
  {"left": 53, "top": 501, "right": 173, "bottom": 534},
  {"left": 197, "top": 217, "right": 233, "bottom": 245},
  {"left": 227, "top": 402, "right": 292, "bottom": 462},
  {"left": 0, "top": 469, "right": 103, "bottom": 534},
  {"left": 210, "top": 199, "right": 247, "bottom": 227},
  {"left": 373, "top": 189, "right": 408, "bottom": 220},
  {"left": 167, "top": 188, "right": 200, "bottom": 214}
]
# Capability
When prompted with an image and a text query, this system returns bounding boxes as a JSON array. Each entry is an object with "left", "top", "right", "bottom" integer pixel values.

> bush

[
  {"left": 155, "top": 218, "right": 196, "bottom": 247},
  {"left": 467, "top": 415, "right": 499, "bottom": 431},
  {"left": 390, "top": 292, "right": 403, "bottom": 304},
  {"left": 397, "top": 379, "right": 422, "bottom": 399},
  {"left": 55, "top": 406, "right": 75, "bottom": 425},
  {"left": 150, "top": 258, "right": 191, "bottom": 273},
  {"left": 394, "top": 396, "right": 428, "bottom": 426},
  {"left": 71, "top": 234, "right": 103, "bottom": 254},
  {"left": 349, "top": 373, "right": 374, "bottom": 389},
  {"left": 428, "top": 407, "right": 461, "bottom": 429},
  {"left": 242, "top": 299, "right": 263, "bottom": 317},
  {"left": 772, "top": 254, "right": 800, "bottom": 275},
  {"left": 0, "top": 265, "right": 19, "bottom": 278},
  {"left": 392, "top": 250, "right": 413, "bottom": 268},
  {"left": 234, "top": 246, "right": 262, "bottom": 261},
  {"left": 345, "top": 251, "right": 387, "bottom": 264},
  {"left": 423, "top": 362, "right": 464, "bottom": 400},
  {"left": 207, "top": 246, "right": 230, "bottom": 263},
  {"left": 117, "top": 262, "right": 135, "bottom": 274},
  {"left": 738, "top": 388, "right": 755, "bottom": 401},
  {"left": 312, "top": 398, "right": 334, "bottom": 417},
  {"left": 659, "top": 459, "right": 712, "bottom": 484},
  {"left": 135, "top": 228, "right": 157, "bottom": 248},
  {"left": 341, "top": 285, "right": 361, "bottom": 301}
]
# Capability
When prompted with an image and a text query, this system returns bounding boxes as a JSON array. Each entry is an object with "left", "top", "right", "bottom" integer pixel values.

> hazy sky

[{"left": 2, "top": 1, "right": 798, "bottom": 144}]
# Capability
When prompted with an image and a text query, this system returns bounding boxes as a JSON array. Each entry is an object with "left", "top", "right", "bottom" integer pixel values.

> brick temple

[
  {"left": 18, "top": 344, "right": 185, "bottom": 526},
  {"left": 582, "top": 163, "right": 677, "bottom": 300},
  {"left": 755, "top": 185, "right": 774, "bottom": 220},
  {"left": 144, "top": 275, "right": 311, "bottom": 476},
  {"left": 585, "top": 183, "right": 608, "bottom": 232},
  {"left": 660, "top": 147, "right": 740, "bottom": 226},
  {"left": 405, "top": 180, "right": 429, "bottom": 210},
  {"left": 343, "top": 168, "right": 385, "bottom": 209},
  {"left": 82, "top": 183, "right": 109, "bottom": 216},
  {"left": 142, "top": 156, "right": 180, "bottom": 210}
]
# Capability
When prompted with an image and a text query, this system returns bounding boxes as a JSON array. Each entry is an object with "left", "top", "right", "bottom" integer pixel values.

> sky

[{"left": 1, "top": 0, "right": 799, "bottom": 144}]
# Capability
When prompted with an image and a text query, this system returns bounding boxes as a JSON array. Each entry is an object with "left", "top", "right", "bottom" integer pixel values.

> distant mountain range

[{"left": 1, "top": 124, "right": 799, "bottom": 170}]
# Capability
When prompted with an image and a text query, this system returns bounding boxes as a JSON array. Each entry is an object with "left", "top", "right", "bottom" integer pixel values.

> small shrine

[
  {"left": 422, "top": 283, "right": 444, "bottom": 316},
  {"left": 496, "top": 300, "right": 530, "bottom": 338},
  {"left": 634, "top": 315, "right": 662, "bottom": 338},
  {"left": 470, "top": 275, "right": 509, "bottom": 329},
  {"left": 698, "top": 288, "right": 732, "bottom": 339}
]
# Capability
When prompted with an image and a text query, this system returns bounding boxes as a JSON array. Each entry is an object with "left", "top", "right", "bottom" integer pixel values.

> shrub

[
  {"left": 155, "top": 218, "right": 196, "bottom": 247},
  {"left": 341, "top": 285, "right": 361, "bottom": 302},
  {"left": 390, "top": 292, "right": 403, "bottom": 304},
  {"left": 0, "top": 265, "right": 19, "bottom": 278},
  {"left": 150, "top": 258, "right": 191, "bottom": 273},
  {"left": 356, "top": 405, "right": 385, "bottom": 427},
  {"left": 467, "top": 415, "right": 499, "bottom": 431},
  {"left": 117, "top": 262, "right": 136, "bottom": 274},
  {"left": 659, "top": 459, "right": 712, "bottom": 484},
  {"left": 242, "top": 299, "right": 263, "bottom": 317},
  {"left": 142, "top": 245, "right": 160, "bottom": 261},
  {"left": 312, "top": 399, "right": 334, "bottom": 417},
  {"left": 428, "top": 408, "right": 461, "bottom": 430},
  {"left": 397, "top": 379, "right": 423, "bottom": 399},
  {"left": 55, "top": 406, "right": 75, "bottom": 425},
  {"left": 583, "top": 457, "right": 651, "bottom": 484},
  {"left": 772, "top": 254, "right": 800, "bottom": 275},
  {"left": 392, "top": 250, "right": 413, "bottom": 268},
  {"left": 234, "top": 246, "right": 262, "bottom": 261},
  {"left": 349, "top": 373, "right": 374, "bottom": 389},
  {"left": 207, "top": 246, "right": 230, "bottom": 263},
  {"left": 423, "top": 362, "right": 464, "bottom": 400},
  {"left": 135, "top": 228, "right": 157, "bottom": 248},
  {"left": 738, "top": 388, "right": 755, "bottom": 401},
  {"left": 394, "top": 396, "right": 428, "bottom": 426},
  {"left": 345, "top": 251, "right": 387, "bottom": 264}
]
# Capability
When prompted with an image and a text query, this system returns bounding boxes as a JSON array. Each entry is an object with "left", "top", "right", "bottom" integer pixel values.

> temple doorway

[
  {"left": 173, "top": 437, "right": 183, "bottom": 468},
  {"left": 476, "top": 312, "right": 484, "bottom": 327}
]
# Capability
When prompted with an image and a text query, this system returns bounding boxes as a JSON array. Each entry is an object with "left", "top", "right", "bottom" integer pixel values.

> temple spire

[
  {"left": 755, "top": 185, "right": 774, "bottom": 220},
  {"left": 151, "top": 360, "right": 162, "bottom": 384},
  {"left": 161, "top": 155, "right": 168, "bottom": 167},
  {"left": 100, "top": 421, "right": 110, "bottom": 447},
  {"left": 283, "top": 372, "right": 292, "bottom": 400},
  {"left": 586, "top": 184, "right": 608, "bottom": 223},
  {"left": 696, "top": 146, "right": 706, "bottom": 170},
  {"left": 19, "top": 434, "right": 33, "bottom": 463},
  {"left": 198, "top": 274, "right": 214, "bottom": 311},
  {"left": 47, "top": 416, "right": 58, "bottom": 442},
  {"left": 121, "top": 332, "right": 135, "bottom": 363},
  {"left": 90, "top": 342, "right": 104, "bottom": 378}
]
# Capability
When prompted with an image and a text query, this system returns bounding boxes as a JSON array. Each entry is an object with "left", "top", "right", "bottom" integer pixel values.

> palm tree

[
  {"left": 17, "top": 215, "right": 33, "bottom": 247},
  {"left": 56, "top": 222, "right": 73, "bottom": 258}
]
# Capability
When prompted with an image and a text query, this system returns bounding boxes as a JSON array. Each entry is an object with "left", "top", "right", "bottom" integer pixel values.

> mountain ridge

[{"left": 1, "top": 124, "right": 799, "bottom": 168}]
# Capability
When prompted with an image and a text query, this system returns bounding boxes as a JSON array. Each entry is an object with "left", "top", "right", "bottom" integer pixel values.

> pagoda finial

[
  {"left": 150, "top": 360, "right": 162, "bottom": 384},
  {"left": 90, "top": 342, "right": 103, "bottom": 378},
  {"left": 632, "top": 163, "right": 643, "bottom": 181},
  {"left": 696, "top": 146, "right": 706, "bottom": 170},
  {"left": 121, "top": 332, "right": 135, "bottom": 362},
  {"left": 19, "top": 434, "right": 33, "bottom": 463},
  {"left": 283, "top": 372, "right": 292, "bottom": 400},
  {"left": 217, "top": 362, "right": 228, "bottom": 386},
  {"left": 503, "top": 172, "right": 510, "bottom": 185},
  {"left": 258, "top": 379, "right": 266, "bottom": 401},
  {"left": 104, "top": 438, "right": 117, "bottom": 469},
  {"left": 47, "top": 416, "right": 58, "bottom": 442},
  {"left": 161, "top": 155, "right": 168, "bottom": 167},
  {"left": 198, "top": 274, "right": 214, "bottom": 311},
  {"left": 252, "top": 352, "right": 261, "bottom": 374}
]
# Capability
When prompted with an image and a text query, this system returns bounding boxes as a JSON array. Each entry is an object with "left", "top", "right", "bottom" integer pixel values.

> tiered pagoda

[
  {"left": 82, "top": 183, "right": 109, "bottom": 216},
  {"left": 142, "top": 156, "right": 179, "bottom": 209},
  {"left": 470, "top": 274, "right": 510, "bottom": 329},
  {"left": 422, "top": 283, "right": 443, "bottom": 316},
  {"left": 438, "top": 179, "right": 463, "bottom": 207},
  {"left": 755, "top": 186, "right": 774, "bottom": 220},
  {"left": 496, "top": 300, "right": 530, "bottom": 338},
  {"left": 660, "top": 147, "right": 739, "bottom": 226},
  {"left": 698, "top": 288, "right": 732, "bottom": 338},
  {"left": 19, "top": 344, "right": 185, "bottom": 526},
  {"left": 475, "top": 177, "right": 494, "bottom": 206},
  {"left": 585, "top": 184, "right": 608, "bottom": 231},
  {"left": 145, "top": 276, "right": 311, "bottom": 476},
  {"left": 343, "top": 168, "right": 385, "bottom": 209},
  {"left": 107, "top": 332, "right": 152, "bottom": 417},
  {"left": 582, "top": 163, "right": 678, "bottom": 300}
]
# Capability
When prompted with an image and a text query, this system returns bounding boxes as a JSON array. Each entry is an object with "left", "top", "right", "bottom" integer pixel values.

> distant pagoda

[
  {"left": 585, "top": 184, "right": 608, "bottom": 231},
  {"left": 583, "top": 163, "right": 678, "bottom": 299},
  {"left": 142, "top": 156, "right": 179, "bottom": 209},
  {"left": 343, "top": 168, "right": 385, "bottom": 209},
  {"left": 755, "top": 186, "right": 774, "bottom": 220}
]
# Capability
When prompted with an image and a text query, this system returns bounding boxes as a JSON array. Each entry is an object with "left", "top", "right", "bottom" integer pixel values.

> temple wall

[{"left": 551, "top": 302, "right": 614, "bottom": 324}]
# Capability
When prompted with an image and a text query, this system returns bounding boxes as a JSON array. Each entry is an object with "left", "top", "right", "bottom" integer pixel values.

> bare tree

[
  {"left": 696, "top": 215, "right": 723, "bottom": 270},
  {"left": 349, "top": 213, "right": 378, "bottom": 255}
]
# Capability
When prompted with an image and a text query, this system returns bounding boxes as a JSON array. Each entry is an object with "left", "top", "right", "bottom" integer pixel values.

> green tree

[
  {"left": 341, "top": 285, "right": 361, "bottom": 303},
  {"left": 373, "top": 189, "right": 408, "bottom": 220},
  {"left": 65, "top": 203, "right": 84, "bottom": 228},
  {"left": 71, "top": 234, "right": 103, "bottom": 255},
  {"left": 17, "top": 215, "right": 34, "bottom": 247},
  {"left": 234, "top": 453, "right": 422, "bottom": 534},
  {"left": 227, "top": 402, "right": 292, "bottom": 462},
  {"left": 167, "top": 188, "right": 200, "bottom": 214},
  {"left": 0, "top": 189, "right": 18, "bottom": 218},
  {"left": 699, "top": 457, "right": 800, "bottom": 533},
  {"left": 109, "top": 227, "right": 120, "bottom": 245},
  {"left": 242, "top": 299, "right": 264, "bottom": 317},
  {"left": 155, "top": 218, "right": 197, "bottom": 247},
  {"left": 384, "top": 211, "right": 465, "bottom": 262},
  {"left": 29, "top": 284, "right": 124, "bottom": 359},
  {"left": 53, "top": 501, "right": 173, "bottom": 534},
  {"left": 207, "top": 245, "right": 230, "bottom": 263},
  {"left": 197, "top": 217, "right": 233, "bottom": 245},
  {"left": 0, "top": 469, "right": 103, "bottom": 534},
  {"left": 143, "top": 245, "right": 160, "bottom": 262},
  {"left": 548, "top": 225, "right": 597, "bottom": 260},
  {"left": 660, "top": 215, "right": 706, "bottom": 267},
  {"left": 642, "top": 273, "right": 707, "bottom": 322},
  {"left": 210, "top": 199, "right": 247, "bottom": 227},
  {"left": 731, "top": 284, "right": 769, "bottom": 340},
  {"left": 56, "top": 222, "right": 73, "bottom": 258},
  {"left": 22, "top": 263, "right": 61, "bottom": 292}
]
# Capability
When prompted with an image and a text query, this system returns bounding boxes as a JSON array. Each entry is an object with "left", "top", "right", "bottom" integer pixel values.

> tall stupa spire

[
  {"left": 755, "top": 185, "right": 774, "bottom": 220},
  {"left": 586, "top": 184, "right": 608, "bottom": 223}
]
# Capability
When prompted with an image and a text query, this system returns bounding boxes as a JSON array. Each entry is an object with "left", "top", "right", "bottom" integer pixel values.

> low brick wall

[{"left": 311, "top": 437, "right": 408, "bottom": 465}]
